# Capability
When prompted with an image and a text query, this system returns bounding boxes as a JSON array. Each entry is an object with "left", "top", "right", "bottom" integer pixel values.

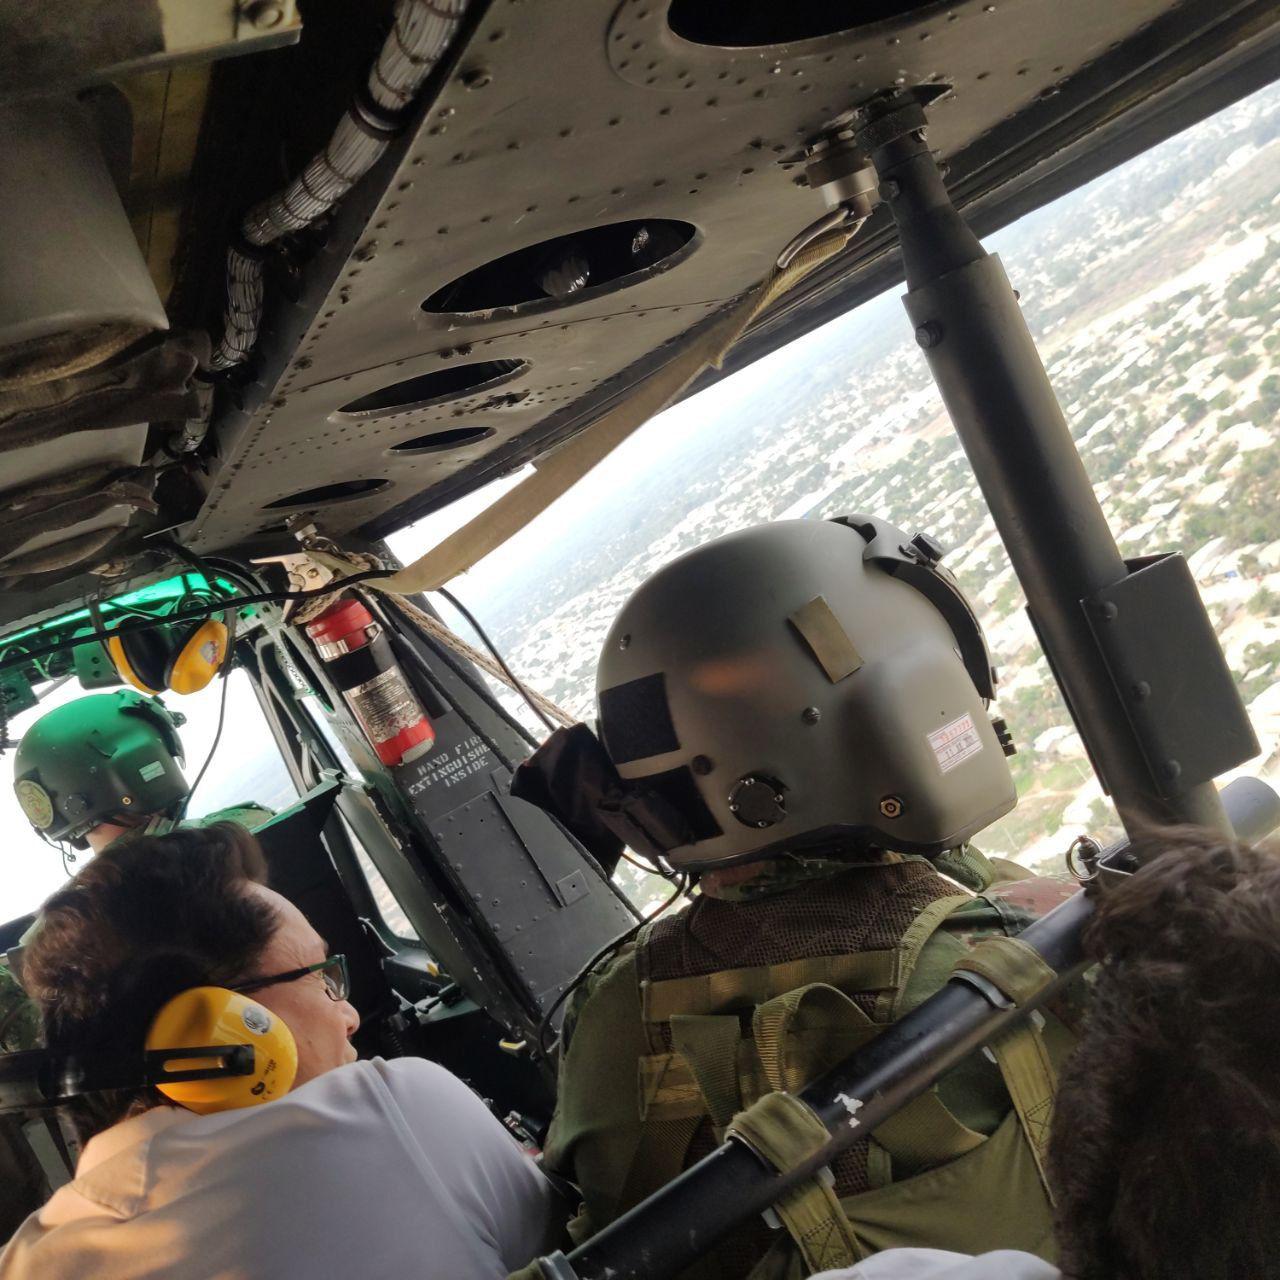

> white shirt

[
  {"left": 0, "top": 1057, "right": 561, "bottom": 1280},
  {"left": 814, "top": 1250, "right": 1060, "bottom": 1280}
]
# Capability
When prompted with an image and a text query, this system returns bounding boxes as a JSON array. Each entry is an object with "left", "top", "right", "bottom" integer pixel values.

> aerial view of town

[{"left": 397, "top": 82, "right": 1280, "bottom": 906}]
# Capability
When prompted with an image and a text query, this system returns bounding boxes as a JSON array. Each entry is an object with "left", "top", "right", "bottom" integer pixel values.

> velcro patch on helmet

[
  {"left": 787, "top": 596, "right": 864, "bottom": 683},
  {"left": 600, "top": 672, "right": 680, "bottom": 763}
]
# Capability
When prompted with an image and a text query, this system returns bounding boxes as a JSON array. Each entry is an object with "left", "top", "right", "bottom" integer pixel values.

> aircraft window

[
  {"left": 0, "top": 670, "right": 298, "bottom": 921},
  {"left": 342, "top": 813, "right": 419, "bottom": 944},
  {"left": 666, "top": 0, "right": 931, "bottom": 47},
  {"left": 391, "top": 82, "right": 1280, "bottom": 886}
]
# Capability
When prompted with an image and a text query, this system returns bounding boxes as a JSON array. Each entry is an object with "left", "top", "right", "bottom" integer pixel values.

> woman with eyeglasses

[{"left": 0, "top": 823, "right": 565, "bottom": 1279}]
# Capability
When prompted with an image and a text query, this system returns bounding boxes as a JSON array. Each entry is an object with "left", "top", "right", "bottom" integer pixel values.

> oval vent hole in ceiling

[
  {"left": 389, "top": 426, "right": 497, "bottom": 455},
  {"left": 422, "top": 220, "right": 697, "bottom": 315},
  {"left": 336, "top": 359, "right": 528, "bottom": 419},
  {"left": 264, "top": 478, "right": 390, "bottom": 510},
  {"left": 667, "top": 0, "right": 935, "bottom": 46}
]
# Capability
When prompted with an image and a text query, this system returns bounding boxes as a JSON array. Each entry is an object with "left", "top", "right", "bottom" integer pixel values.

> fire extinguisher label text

[
  {"left": 406, "top": 734, "right": 492, "bottom": 795},
  {"left": 346, "top": 667, "right": 425, "bottom": 743}
]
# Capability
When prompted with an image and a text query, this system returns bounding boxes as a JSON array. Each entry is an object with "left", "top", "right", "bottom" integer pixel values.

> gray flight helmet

[
  {"left": 12, "top": 691, "right": 189, "bottom": 847},
  {"left": 595, "top": 515, "right": 1015, "bottom": 870}
]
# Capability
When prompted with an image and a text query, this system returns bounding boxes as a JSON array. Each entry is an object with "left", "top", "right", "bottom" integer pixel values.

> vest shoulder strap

[{"left": 642, "top": 948, "right": 901, "bottom": 1023}]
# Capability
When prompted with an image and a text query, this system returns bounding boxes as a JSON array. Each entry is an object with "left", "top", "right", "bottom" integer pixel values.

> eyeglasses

[{"left": 232, "top": 954, "right": 350, "bottom": 1003}]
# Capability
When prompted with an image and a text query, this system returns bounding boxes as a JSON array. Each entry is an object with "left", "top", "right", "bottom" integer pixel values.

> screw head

[
  {"left": 880, "top": 178, "right": 901, "bottom": 200},
  {"left": 243, "top": 0, "right": 285, "bottom": 28},
  {"left": 618, "top": 633, "right": 631, "bottom": 650},
  {"left": 801, "top": 706, "right": 822, "bottom": 725},
  {"left": 1132, "top": 681, "right": 1151, "bottom": 701},
  {"left": 1161, "top": 760, "right": 1182, "bottom": 782},
  {"left": 691, "top": 754, "right": 714, "bottom": 776},
  {"left": 879, "top": 795, "right": 904, "bottom": 819},
  {"left": 461, "top": 67, "right": 492, "bottom": 90},
  {"left": 915, "top": 321, "right": 943, "bottom": 349}
]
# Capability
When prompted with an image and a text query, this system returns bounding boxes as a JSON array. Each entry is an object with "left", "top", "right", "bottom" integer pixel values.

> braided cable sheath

[{"left": 208, "top": 0, "right": 470, "bottom": 370}]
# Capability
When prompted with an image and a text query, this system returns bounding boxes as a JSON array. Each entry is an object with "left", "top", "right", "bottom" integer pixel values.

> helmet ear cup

[
  {"left": 107, "top": 629, "right": 171, "bottom": 695},
  {"left": 146, "top": 987, "right": 297, "bottom": 1115},
  {"left": 164, "top": 617, "right": 228, "bottom": 695}
]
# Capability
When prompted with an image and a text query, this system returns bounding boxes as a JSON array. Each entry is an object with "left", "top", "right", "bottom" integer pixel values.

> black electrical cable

[
  {"left": 434, "top": 587, "right": 559, "bottom": 736},
  {"left": 157, "top": 541, "right": 263, "bottom": 599},
  {"left": 0, "top": 569, "right": 391, "bottom": 675},
  {"left": 618, "top": 848, "right": 678, "bottom": 882},
  {"left": 534, "top": 873, "right": 689, "bottom": 1059}
]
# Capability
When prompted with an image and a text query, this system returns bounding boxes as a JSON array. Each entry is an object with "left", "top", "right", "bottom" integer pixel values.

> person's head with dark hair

[
  {"left": 1048, "top": 826, "right": 1280, "bottom": 1280},
  {"left": 21, "top": 822, "right": 359, "bottom": 1140}
]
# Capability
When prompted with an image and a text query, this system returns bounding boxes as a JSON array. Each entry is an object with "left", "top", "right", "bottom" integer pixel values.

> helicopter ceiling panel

[
  {"left": 0, "top": 0, "right": 1275, "bottom": 636},
  {"left": 181, "top": 0, "right": 1277, "bottom": 556}
]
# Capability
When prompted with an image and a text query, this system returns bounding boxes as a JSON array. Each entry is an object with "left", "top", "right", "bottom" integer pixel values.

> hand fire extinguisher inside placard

[{"left": 305, "top": 598, "right": 435, "bottom": 766}]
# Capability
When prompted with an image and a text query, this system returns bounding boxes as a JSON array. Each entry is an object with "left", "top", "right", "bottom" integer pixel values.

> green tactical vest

[{"left": 544, "top": 855, "right": 1078, "bottom": 1280}]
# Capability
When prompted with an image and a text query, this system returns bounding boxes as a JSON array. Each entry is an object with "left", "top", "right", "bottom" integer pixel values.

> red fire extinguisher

[{"left": 305, "top": 598, "right": 435, "bottom": 766}]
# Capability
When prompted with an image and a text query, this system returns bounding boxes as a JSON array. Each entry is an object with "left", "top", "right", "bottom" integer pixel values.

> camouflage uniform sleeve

[
  {"left": 943, "top": 871, "right": 1091, "bottom": 1031},
  {"left": 557, "top": 939, "right": 633, "bottom": 1058}
]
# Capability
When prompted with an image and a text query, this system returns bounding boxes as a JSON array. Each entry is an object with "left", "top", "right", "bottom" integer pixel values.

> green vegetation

[{"left": 1221, "top": 353, "right": 1260, "bottom": 380}]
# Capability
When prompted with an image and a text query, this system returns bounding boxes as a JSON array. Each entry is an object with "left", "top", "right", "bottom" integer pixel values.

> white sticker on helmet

[{"left": 928, "top": 713, "right": 983, "bottom": 774}]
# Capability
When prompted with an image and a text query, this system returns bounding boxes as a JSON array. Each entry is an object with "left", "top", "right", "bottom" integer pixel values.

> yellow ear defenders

[
  {"left": 144, "top": 987, "right": 298, "bottom": 1114},
  {"left": 107, "top": 602, "right": 229, "bottom": 697}
]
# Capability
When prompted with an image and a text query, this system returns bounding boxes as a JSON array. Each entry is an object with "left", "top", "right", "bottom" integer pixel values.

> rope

[{"left": 387, "top": 594, "right": 576, "bottom": 728}]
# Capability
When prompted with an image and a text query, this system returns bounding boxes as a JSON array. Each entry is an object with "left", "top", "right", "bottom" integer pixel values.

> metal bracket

[
  {"left": 775, "top": 126, "right": 878, "bottom": 269},
  {"left": 249, "top": 550, "right": 336, "bottom": 622},
  {"left": 1083, "top": 553, "right": 1259, "bottom": 798}
]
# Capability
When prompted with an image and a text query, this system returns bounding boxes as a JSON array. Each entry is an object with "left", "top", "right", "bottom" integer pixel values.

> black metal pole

[
  {"left": 858, "top": 100, "right": 1229, "bottom": 836},
  {"left": 530, "top": 777, "right": 1279, "bottom": 1280}
]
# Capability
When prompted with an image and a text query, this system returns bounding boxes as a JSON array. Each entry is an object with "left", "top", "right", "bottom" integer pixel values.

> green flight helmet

[
  {"left": 595, "top": 515, "right": 1016, "bottom": 870},
  {"left": 13, "top": 691, "right": 189, "bottom": 847}
]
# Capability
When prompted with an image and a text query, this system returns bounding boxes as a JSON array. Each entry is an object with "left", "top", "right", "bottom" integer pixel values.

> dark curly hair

[
  {"left": 21, "top": 822, "right": 276, "bottom": 1141},
  {"left": 1049, "top": 827, "right": 1280, "bottom": 1280}
]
